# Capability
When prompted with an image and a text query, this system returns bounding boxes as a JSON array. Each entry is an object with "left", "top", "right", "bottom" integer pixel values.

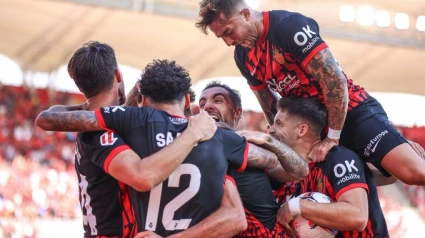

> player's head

[
  {"left": 269, "top": 97, "right": 327, "bottom": 148},
  {"left": 199, "top": 80, "right": 242, "bottom": 129},
  {"left": 138, "top": 59, "right": 191, "bottom": 110},
  {"left": 68, "top": 41, "right": 125, "bottom": 103},
  {"left": 196, "top": 0, "right": 259, "bottom": 48}
]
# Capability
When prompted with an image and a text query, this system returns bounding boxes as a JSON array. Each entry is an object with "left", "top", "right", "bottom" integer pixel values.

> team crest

[
  {"left": 273, "top": 49, "right": 285, "bottom": 65},
  {"left": 316, "top": 178, "right": 323, "bottom": 192}
]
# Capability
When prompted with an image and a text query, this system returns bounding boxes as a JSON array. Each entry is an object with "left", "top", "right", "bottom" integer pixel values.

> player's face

[
  {"left": 268, "top": 110, "right": 299, "bottom": 147},
  {"left": 199, "top": 87, "right": 240, "bottom": 129},
  {"left": 208, "top": 12, "right": 258, "bottom": 48}
]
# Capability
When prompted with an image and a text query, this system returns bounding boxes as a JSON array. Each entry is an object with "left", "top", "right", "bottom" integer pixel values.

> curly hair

[
  {"left": 195, "top": 0, "right": 245, "bottom": 34},
  {"left": 138, "top": 60, "right": 191, "bottom": 104},
  {"left": 68, "top": 41, "right": 117, "bottom": 98},
  {"left": 202, "top": 80, "right": 242, "bottom": 109}
]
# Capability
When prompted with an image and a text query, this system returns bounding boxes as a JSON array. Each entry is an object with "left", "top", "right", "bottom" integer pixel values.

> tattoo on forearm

[
  {"left": 254, "top": 89, "right": 278, "bottom": 126},
  {"left": 247, "top": 144, "right": 278, "bottom": 170},
  {"left": 265, "top": 138, "right": 309, "bottom": 179},
  {"left": 48, "top": 103, "right": 87, "bottom": 112},
  {"left": 307, "top": 48, "right": 348, "bottom": 130},
  {"left": 124, "top": 85, "right": 140, "bottom": 107},
  {"left": 38, "top": 111, "right": 100, "bottom": 132}
]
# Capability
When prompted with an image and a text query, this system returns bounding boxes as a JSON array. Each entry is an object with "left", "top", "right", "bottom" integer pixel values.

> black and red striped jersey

[
  {"left": 274, "top": 146, "right": 389, "bottom": 238},
  {"left": 75, "top": 131, "right": 136, "bottom": 238},
  {"left": 228, "top": 167, "right": 289, "bottom": 238},
  {"left": 94, "top": 106, "right": 249, "bottom": 237},
  {"left": 234, "top": 10, "right": 369, "bottom": 111}
]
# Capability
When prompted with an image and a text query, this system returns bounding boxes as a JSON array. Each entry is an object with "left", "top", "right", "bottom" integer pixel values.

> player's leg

[
  {"left": 380, "top": 143, "right": 425, "bottom": 185},
  {"left": 343, "top": 96, "right": 425, "bottom": 185}
]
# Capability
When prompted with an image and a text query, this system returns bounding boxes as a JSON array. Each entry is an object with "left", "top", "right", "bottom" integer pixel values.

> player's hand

[
  {"left": 308, "top": 137, "right": 338, "bottom": 162},
  {"left": 134, "top": 231, "right": 163, "bottom": 238},
  {"left": 188, "top": 110, "right": 217, "bottom": 142},
  {"left": 237, "top": 130, "right": 271, "bottom": 145},
  {"left": 277, "top": 202, "right": 297, "bottom": 238},
  {"left": 408, "top": 140, "right": 425, "bottom": 158}
]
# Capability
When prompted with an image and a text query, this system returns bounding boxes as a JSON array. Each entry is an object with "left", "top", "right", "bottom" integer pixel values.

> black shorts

[{"left": 340, "top": 96, "right": 408, "bottom": 176}]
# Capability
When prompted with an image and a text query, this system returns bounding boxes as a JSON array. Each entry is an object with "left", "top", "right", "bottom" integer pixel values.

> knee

[{"left": 401, "top": 168, "right": 425, "bottom": 185}]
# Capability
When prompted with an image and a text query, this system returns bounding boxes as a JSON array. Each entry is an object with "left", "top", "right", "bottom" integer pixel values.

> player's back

[
  {"left": 95, "top": 106, "right": 248, "bottom": 236},
  {"left": 75, "top": 131, "right": 135, "bottom": 237}
]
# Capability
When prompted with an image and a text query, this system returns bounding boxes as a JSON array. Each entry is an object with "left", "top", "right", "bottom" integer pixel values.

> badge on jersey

[{"left": 100, "top": 131, "right": 118, "bottom": 146}]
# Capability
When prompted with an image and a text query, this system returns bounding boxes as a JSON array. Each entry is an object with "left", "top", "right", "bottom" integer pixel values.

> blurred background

[{"left": 0, "top": 0, "right": 425, "bottom": 237}]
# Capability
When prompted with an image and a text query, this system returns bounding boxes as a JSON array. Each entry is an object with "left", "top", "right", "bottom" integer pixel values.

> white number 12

[{"left": 145, "top": 164, "right": 201, "bottom": 231}]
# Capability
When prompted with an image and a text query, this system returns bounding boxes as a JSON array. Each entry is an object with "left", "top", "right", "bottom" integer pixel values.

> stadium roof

[{"left": 1, "top": 0, "right": 425, "bottom": 96}]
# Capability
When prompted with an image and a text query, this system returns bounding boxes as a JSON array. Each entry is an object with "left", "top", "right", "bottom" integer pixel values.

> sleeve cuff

[
  {"left": 301, "top": 42, "right": 328, "bottom": 68},
  {"left": 236, "top": 142, "right": 249, "bottom": 172},
  {"left": 250, "top": 84, "right": 267, "bottom": 91},
  {"left": 225, "top": 175, "right": 237, "bottom": 186},
  {"left": 103, "top": 145, "right": 131, "bottom": 173},
  {"left": 336, "top": 183, "right": 369, "bottom": 200},
  {"left": 95, "top": 109, "right": 108, "bottom": 130}
]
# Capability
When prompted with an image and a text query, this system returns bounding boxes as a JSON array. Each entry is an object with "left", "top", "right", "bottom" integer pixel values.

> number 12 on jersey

[{"left": 145, "top": 164, "right": 201, "bottom": 231}]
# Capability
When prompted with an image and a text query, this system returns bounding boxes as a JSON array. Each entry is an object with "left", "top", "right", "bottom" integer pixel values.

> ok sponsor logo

[
  {"left": 100, "top": 131, "right": 118, "bottom": 146},
  {"left": 334, "top": 160, "right": 361, "bottom": 185},
  {"left": 293, "top": 25, "right": 320, "bottom": 53}
]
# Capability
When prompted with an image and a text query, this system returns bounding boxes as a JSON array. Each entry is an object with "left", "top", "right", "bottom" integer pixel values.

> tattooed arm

[
  {"left": 252, "top": 88, "right": 279, "bottom": 126},
  {"left": 35, "top": 110, "right": 101, "bottom": 132},
  {"left": 43, "top": 102, "right": 88, "bottom": 112},
  {"left": 247, "top": 144, "right": 279, "bottom": 170},
  {"left": 238, "top": 130, "right": 308, "bottom": 180},
  {"left": 306, "top": 48, "right": 348, "bottom": 132}
]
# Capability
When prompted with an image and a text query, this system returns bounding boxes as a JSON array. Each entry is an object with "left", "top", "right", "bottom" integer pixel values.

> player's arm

[
  {"left": 234, "top": 49, "right": 279, "bottom": 126},
  {"left": 108, "top": 129, "right": 206, "bottom": 192},
  {"left": 36, "top": 110, "right": 101, "bottom": 132},
  {"left": 167, "top": 178, "right": 247, "bottom": 238},
  {"left": 306, "top": 48, "right": 348, "bottom": 134},
  {"left": 267, "top": 163, "right": 302, "bottom": 182},
  {"left": 368, "top": 163, "right": 397, "bottom": 186},
  {"left": 41, "top": 102, "right": 88, "bottom": 112},
  {"left": 246, "top": 143, "right": 279, "bottom": 170},
  {"left": 238, "top": 130, "right": 308, "bottom": 180},
  {"left": 282, "top": 188, "right": 368, "bottom": 232},
  {"left": 124, "top": 82, "right": 140, "bottom": 107},
  {"left": 252, "top": 89, "right": 279, "bottom": 126}
]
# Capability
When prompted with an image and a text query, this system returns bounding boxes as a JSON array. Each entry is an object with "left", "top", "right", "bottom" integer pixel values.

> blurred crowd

[{"left": 0, "top": 84, "right": 424, "bottom": 237}]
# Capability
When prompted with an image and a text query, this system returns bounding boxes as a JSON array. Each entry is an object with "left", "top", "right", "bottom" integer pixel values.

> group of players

[{"left": 35, "top": 0, "right": 425, "bottom": 237}]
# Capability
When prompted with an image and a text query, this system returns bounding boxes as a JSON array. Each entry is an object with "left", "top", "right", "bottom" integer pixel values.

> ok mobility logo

[
  {"left": 334, "top": 160, "right": 360, "bottom": 186},
  {"left": 364, "top": 130, "right": 389, "bottom": 157},
  {"left": 293, "top": 25, "right": 320, "bottom": 54}
]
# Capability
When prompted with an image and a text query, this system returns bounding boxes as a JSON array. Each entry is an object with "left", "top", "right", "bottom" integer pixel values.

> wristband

[
  {"left": 288, "top": 197, "right": 301, "bottom": 217},
  {"left": 327, "top": 128, "right": 342, "bottom": 140}
]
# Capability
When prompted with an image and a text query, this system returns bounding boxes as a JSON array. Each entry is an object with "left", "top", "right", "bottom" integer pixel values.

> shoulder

[{"left": 323, "top": 146, "right": 363, "bottom": 166}]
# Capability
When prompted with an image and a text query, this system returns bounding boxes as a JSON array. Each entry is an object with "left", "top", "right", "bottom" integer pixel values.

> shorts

[{"left": 340, "top": 96, "right": 408, "bottom": 176}]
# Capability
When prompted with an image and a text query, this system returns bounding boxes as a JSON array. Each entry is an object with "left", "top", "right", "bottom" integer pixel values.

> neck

[
  {"left": 292, "top": 138, "right": 321, "bottom": 163},
  {"left": 151, "top": 102, "right": 185, "bottom": 118},
  {"left": 86, "top": 89, "right": 118, "bottom": 111},
  {"left": 253, "top": 10, "right": 264, "bottom": 40}
]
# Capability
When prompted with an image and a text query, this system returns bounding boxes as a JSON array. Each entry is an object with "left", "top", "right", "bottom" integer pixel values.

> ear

[
  {"left": 141, "top": 95, "right": 149, "bottom": 107},
  {"left": 115, "top": 68, "right": 122, "bottom": 83},
  {"left": 298, "top": 123, "right": 309, "bottom": 138},
  {"left": 234, "top": 107, "right": 243, "bottom": 120},
  {"left": 241, "top": 8, "right": 251, "bottom": 20},
  {"left": 184, "top": 93, "right": 191, "bottom": 109}
]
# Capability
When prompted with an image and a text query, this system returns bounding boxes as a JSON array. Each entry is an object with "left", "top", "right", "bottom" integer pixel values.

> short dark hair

[
  {"left": 195, "top": 0, "right": 245, "bottom": 34},
  {"left": 202, "top": 80, "right": 242, "bottom": 109},
  {"left": 276, "top": 97, "right": 327, "bottom": 135},
  {"left": 68, "top": 41, "right": 117, "bottom": 98},
  {"left": 138, "top": 60, "right": 191, "bottom": 104}
]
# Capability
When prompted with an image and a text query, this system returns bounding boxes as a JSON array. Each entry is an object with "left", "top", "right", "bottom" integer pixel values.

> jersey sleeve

[
  {"left": 94, "top": 106, "right": 148, "bottom": 136},
  {"left": 219, "top": 128, "right": 249, "bottom": 172},
  {"left": 277, "top": 14, "right": 328, "bottom": 68},
  {"left": 324, "top": 147, "right": 369, "bottom": 200},
  {"left": 234, "top": 48, "right": 267, "bottom": 91},
  {"left": 79, "top": 131, "right": 130, "bottom": 173}
]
